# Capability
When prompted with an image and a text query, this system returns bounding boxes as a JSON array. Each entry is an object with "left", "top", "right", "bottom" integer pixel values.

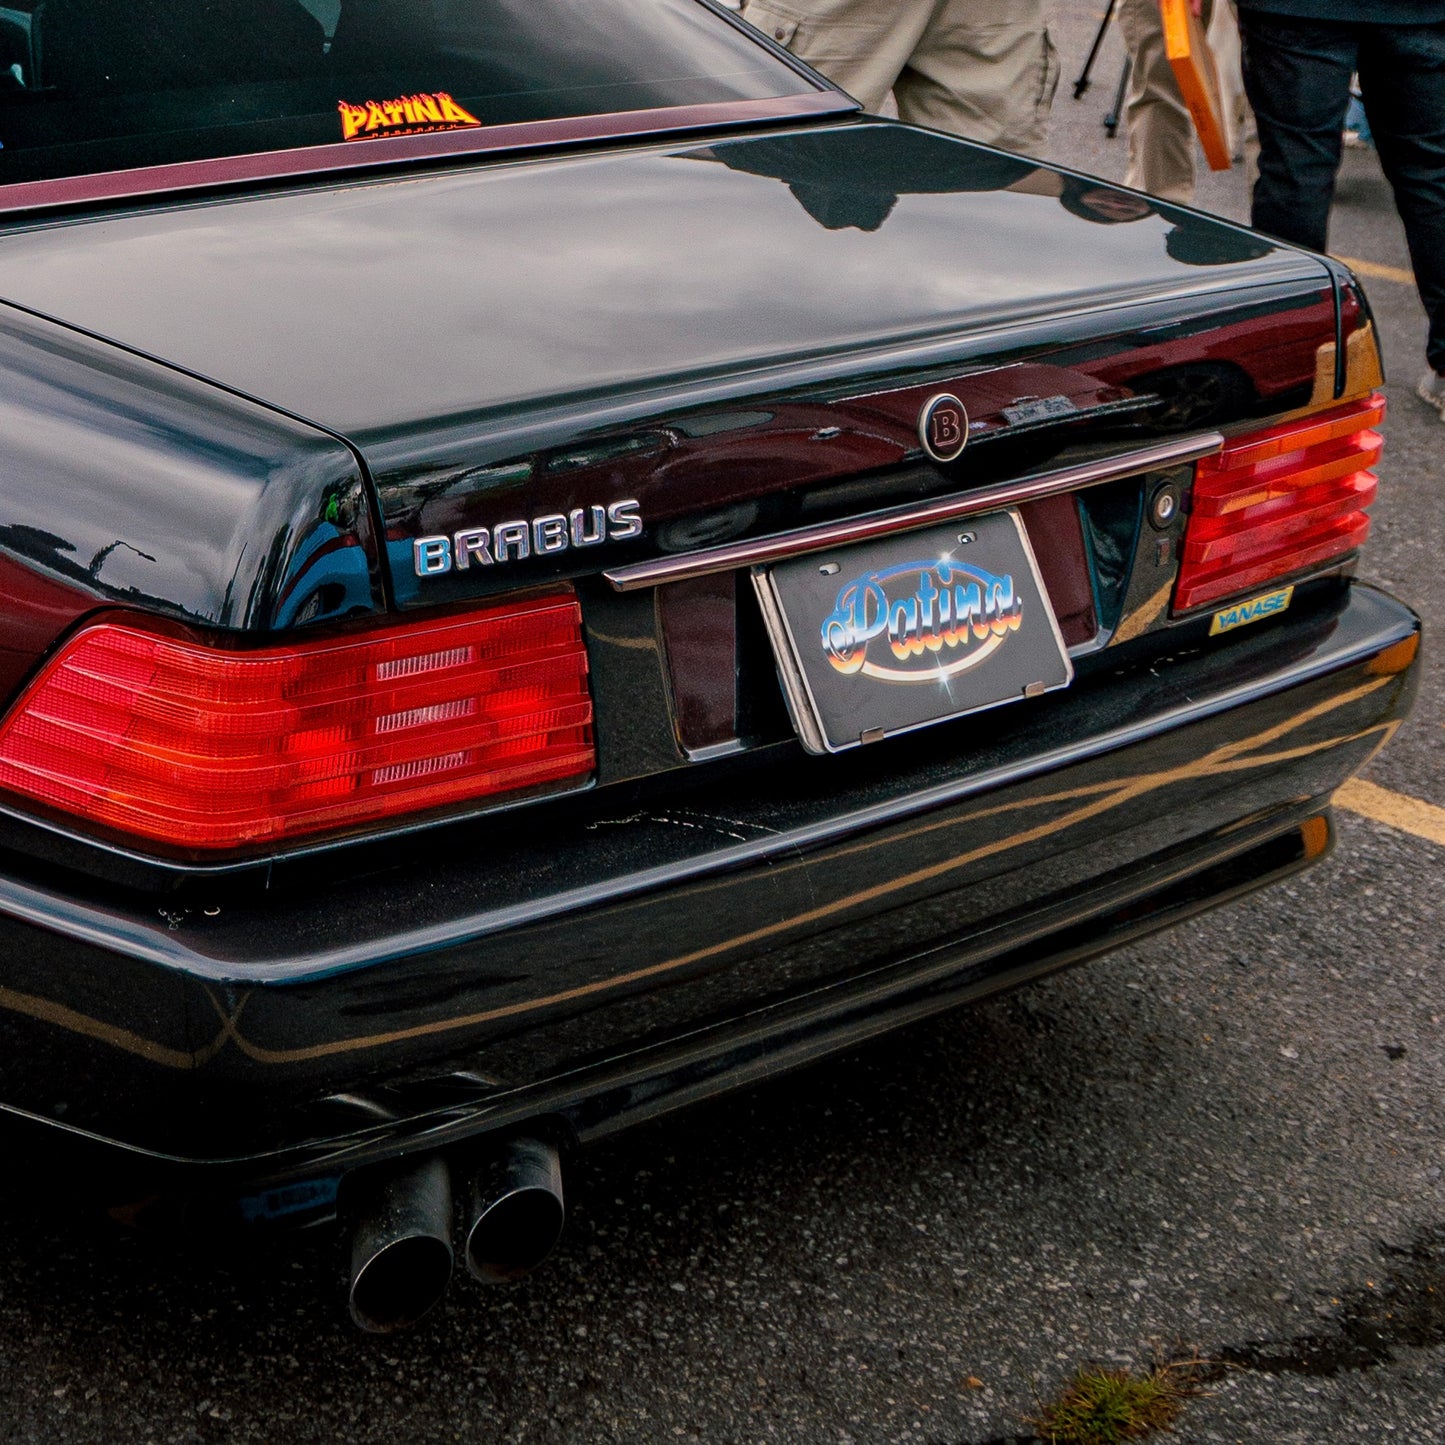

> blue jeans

[{"left": 1238, "top": 13, "right": 1445, "bottom": 371}]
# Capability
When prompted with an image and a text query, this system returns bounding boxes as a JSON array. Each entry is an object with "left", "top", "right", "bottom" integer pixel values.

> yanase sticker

[
  {"left": 1209, "top": 585, "right": 1294, "bottom": 636},
  {"left": 338, "top": 92, "right": 482, "bottom": 142}
]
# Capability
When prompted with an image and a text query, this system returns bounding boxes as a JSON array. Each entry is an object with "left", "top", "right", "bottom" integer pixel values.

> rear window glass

[{"left": 0, "top": 0, "right": 818, "bottom": 184}]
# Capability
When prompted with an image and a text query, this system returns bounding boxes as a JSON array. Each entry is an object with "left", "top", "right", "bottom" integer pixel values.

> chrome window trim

[{"left": 604, "top": 432, "right": 1224, "bottom": 592}]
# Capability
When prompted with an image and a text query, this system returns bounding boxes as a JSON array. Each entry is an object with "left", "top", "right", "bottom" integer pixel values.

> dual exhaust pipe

[{"left": 346, "top": 1137, "right": 566, "bottom": 1333}]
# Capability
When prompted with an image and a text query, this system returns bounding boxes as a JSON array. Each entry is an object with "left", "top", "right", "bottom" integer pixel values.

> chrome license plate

[{"left": 752, "top": 510, "right": 1073, "bottom": 754}]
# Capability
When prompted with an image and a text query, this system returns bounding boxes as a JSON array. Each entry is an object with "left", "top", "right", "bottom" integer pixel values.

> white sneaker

[{"left": 1417, "top": 368, "right": 1445, "bottom": 420}]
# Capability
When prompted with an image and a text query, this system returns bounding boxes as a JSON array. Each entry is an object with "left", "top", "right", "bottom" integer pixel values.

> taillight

[
  {"left": 0, "top": 593, "right": 594, "bottom": 853},
  {"left": 1175, "top": 392, "right": 1384, "bottom": 612}
]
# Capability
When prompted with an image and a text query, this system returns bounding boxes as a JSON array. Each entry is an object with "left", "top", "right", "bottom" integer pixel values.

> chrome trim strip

[{"left": 604, "top": 432, "right": 1224, "bottom": 592}]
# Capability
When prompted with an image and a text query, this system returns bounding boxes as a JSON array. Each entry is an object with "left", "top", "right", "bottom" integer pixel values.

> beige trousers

[
  {"left": 740, "top": 0, "right": 1060, "bottom": 157},
  {"left": 1118, "top": 0, "right": 1247, "bottom": 204}
]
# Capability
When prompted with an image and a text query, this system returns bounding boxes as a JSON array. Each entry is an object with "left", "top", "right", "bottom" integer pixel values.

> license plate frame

[{"left": 752, "top": 509, "right": 1073, "bottom": 754}]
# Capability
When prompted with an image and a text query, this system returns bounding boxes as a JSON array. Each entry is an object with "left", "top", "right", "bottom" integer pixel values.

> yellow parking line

[
  {"left": 1335, "top": 255, "right": 1416, "bottom": 286},
  {"left": 1335, "top": 778, "right": 1445, "bottom": 847}
]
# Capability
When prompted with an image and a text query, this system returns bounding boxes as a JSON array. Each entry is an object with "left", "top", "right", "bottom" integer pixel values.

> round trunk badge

[{"left": 919, "top": 393, "right": 969, "bottom": 463}]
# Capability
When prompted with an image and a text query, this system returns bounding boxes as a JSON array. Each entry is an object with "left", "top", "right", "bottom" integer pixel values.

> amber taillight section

[
  {"left": 1175, "top": 392, "right": 1385, "bottom": 613},
  {"left": 0, "top": 595, "right": 594, "bottom": 852}
]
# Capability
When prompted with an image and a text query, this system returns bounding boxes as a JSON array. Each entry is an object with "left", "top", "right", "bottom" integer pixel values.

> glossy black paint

[
  {"left": 0, "top": 122, "right": 1319, "bottom": 446},
  {"left": 0, "top": 105, "right": 1413, "bottom": 1204},
  {"left": 0, "top": 306, "right": 384, "bottom": 633},
  {"left": 0, "top": 120, "right": 1337, "bottom": 619},
  {"left": 0, "top": 112, "right": 1368, "bottom": 873},
  {"left": 0, "top": 581, "right": 1416, "bottom": 1186}
]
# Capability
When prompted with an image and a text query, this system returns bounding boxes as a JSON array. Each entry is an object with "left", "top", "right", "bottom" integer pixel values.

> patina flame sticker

[
  {"left": 821, "top": 558, "right": 1022, "bottom": 683},
  {"left": 338, "top": 91, "right": 482, "bottom": 141}
]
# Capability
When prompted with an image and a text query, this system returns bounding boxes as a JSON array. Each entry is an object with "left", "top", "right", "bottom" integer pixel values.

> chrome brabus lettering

[
  {"left": 606, "top": 499, "right": 643, "bottom": 539},
  {"left": 533, "top": 514, "right": 569, "bottom": 554},
  {"left": 413, "top": 499, "right": 643, "bottom": 577},
  {"left": 570, "top": 507, "right": 606, "bottom": 546},
  {"left": 455, "top": 528, "right": 493, "bottom": 567},
  {"left": 492, "top": 519, "right": 530, "bottom": 563},
  {"left": 414, "top": 536, "right": 453, "bottom": 575},
  {"left": 821, "top": 559, "right": 1022, "bottom": 682}
]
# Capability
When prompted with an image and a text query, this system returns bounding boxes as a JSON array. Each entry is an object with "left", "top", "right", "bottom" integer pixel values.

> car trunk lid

[{"left": 0, "top": 120, "right": 1333, "bottom": 615}]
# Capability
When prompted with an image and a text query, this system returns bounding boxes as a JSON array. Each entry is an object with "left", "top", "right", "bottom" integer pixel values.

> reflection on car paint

[{"left": 0, "top": 663, "right": 1402, "bottom": 1078}]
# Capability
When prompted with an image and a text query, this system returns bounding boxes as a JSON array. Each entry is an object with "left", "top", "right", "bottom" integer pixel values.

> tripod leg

[
  {"left": 1104, "top": 56, "right": 1132, "bottom": 137},
  {"left": 1072, "top": 0, "right": 1119, "bottom": 100}
]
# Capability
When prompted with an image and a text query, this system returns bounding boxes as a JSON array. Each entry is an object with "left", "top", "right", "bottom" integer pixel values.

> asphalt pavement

[{"left": 1, "top": 4, "right": 1441, "bottom": 1442}]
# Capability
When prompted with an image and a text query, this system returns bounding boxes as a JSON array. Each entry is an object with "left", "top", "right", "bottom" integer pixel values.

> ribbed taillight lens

[
  {"left": 0, "top": 594, "right": 594, "bottom": 853},
  {"left": 1175, "top": 392, "right": 1385, "bottom": 612}
]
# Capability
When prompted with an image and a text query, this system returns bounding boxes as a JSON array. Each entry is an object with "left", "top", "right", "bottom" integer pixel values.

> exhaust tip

[
  {"left": 465, "top": 1137, "right": 565, "bottom": 1285},
  {"left": 349, "top": 1231, "right": 454, "bottom": 1334},
  {"left": 346, "top": 1154, "right": 453, "bottom": 1334}
]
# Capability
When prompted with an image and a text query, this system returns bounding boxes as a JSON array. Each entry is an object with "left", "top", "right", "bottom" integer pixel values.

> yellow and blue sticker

[{"left": 1210, "top": 585, "right": 1294, "bottom": 635}]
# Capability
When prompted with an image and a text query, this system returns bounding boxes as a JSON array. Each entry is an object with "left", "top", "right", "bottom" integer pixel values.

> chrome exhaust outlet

[
  {"left": 464, "top": 1136, "right": 565, "bottom": 1284},
  {"left": 347, "top": 1154, "right": 454, "bottom": 1333}
]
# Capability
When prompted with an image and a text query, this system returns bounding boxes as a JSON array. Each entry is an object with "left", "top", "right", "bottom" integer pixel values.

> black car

[{"left": 0, "top": 0, "right": 1418, "bottom": 1330}]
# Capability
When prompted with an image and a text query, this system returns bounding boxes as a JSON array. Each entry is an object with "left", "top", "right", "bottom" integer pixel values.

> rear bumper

[{"left": 0, "top": 582, "right": 1418, "bottom": 1196}]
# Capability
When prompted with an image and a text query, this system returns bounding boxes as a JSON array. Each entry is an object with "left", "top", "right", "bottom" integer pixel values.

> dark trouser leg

[
  {"left": 1358, "top": 24, "right": 1445, "bottom": 373},
  {"left": 1237, "top": 13, "right": 1356, "bottom": 251}
]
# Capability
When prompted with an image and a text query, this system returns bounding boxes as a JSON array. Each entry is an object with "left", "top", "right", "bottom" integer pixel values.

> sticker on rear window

[{"left": 338, "top": 92, "right": 483, "bottom": 143}]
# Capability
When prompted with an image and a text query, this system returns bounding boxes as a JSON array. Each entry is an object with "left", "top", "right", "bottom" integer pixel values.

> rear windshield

[{"left": 0, "top": 0, "right": 819, "bottom": 185}]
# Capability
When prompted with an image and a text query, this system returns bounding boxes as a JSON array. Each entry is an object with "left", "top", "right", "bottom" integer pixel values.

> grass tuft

[{"left": 1028, "top": 1359, "right": 1210, "bottom": 1445}]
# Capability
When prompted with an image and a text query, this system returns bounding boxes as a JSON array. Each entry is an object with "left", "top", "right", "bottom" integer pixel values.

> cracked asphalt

[{"left": 1, "top": 3, "right": 1441, "bottom": 1441}]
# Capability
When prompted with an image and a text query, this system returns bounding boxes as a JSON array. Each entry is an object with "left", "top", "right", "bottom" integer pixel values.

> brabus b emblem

[{"left": 919, "top": 393, "right": 969, "bottom": 463}]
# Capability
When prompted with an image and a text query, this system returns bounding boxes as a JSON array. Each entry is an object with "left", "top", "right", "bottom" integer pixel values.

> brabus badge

[
  {"left": 918, "top": 393, "right": 969, "bottom": 463},
  {"left": 821, "top": 557, "right": 1021, "bottom": 682},
  {"left": 412, "top": 500, "right": 643, "bottom": 577}
]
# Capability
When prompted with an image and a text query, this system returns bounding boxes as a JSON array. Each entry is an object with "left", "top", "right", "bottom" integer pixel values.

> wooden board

[{"left": 1160, "top": 0, "right": 1232, "bottom": 172}]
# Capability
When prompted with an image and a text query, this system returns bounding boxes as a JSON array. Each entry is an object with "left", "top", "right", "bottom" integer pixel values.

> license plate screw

[
  {"left": 957, "top": 531, "right": 976, "bottom": 545},
  {"left": 819, "top": 561, "right": 840, "bottom": 576}
]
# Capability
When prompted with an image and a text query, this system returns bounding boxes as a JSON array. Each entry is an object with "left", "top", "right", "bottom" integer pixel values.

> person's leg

[
  {"left": 894, "top": 0, "right": 1058, "bottom": 156},
  {"left": 1117, "top": 0, "right": 1196, "bottom": 202},
  {"left": 739, "top": 0, "right": 931, "bottom": 115},
  {"left": 1207, "top": 0, "right": 1251, "bottom": 161},
  {"left": 1356, "top": 22, "right": 1445, "bottom": 378},
  {"left": 1237, "top": 11, "right": 1355, "bottom": 250}
]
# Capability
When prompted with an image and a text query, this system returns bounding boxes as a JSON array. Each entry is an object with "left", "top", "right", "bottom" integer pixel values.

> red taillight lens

[
  {"left": 1175, "top": 392, "right": 1385, "bottom": 613},
  {"left": 0, "top": 594, "right": 594, "bottom": 853}
]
